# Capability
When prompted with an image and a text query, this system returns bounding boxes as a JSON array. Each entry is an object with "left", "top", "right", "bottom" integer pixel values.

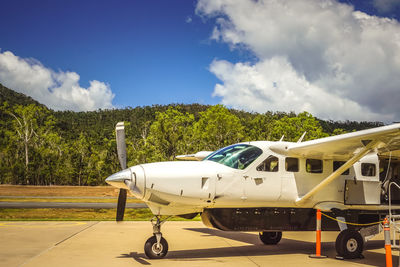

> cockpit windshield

[{"left": 204, "top": 144, "right": 263, "bottom": 170}]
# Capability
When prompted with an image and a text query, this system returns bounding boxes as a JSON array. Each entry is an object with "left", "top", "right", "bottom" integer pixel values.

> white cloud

[
  {"left": 210, "top": 57, "right": 387, "bottom": 121},
  {"left": 373, "top": 0, "right": 400, "bottom": 13},
  {"left": 0, "top": 51, "right": 114, "bottom": 111},
  {"left": 196, "top": 0, "right": 400, "bottom": 121}
]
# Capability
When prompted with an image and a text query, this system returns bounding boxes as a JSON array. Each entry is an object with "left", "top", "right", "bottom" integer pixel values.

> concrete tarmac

[{"left": 0, "top": 221, "right": 397, "bottom": 267}]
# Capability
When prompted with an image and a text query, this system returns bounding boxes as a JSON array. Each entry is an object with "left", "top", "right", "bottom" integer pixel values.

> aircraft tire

[
  {"left": 144, "top": 236, "right": 168, "bottom": 259},
  {"left": 335, "top": 229, "right": 363, "bottom": 259},
  {"left": 259, "top": 231, "right": 282, "bottom": 245}
]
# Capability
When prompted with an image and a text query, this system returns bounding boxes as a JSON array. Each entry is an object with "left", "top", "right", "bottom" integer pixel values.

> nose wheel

[
  {"left": 144, "top": 216, "right": 170, "bottom": 259},
  {"left": 144, "top": 235, "right": 168, "bottom": 259}
]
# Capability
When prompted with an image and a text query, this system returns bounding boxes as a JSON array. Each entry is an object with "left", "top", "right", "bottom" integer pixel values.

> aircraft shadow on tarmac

[{"left": 118, "top": 227, "right": 393, "bottom": 266}]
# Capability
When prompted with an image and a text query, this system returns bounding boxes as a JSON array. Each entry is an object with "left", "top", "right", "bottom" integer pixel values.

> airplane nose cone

[
  {"left": 106, "top": 169, "right": 133, "bottom": 189},
  {"left": 106, "top": 165, "right": 146, "bottom": 199}
]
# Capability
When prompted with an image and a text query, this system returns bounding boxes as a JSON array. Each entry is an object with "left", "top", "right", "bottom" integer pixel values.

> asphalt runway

[{"left": 0, "top": 221, "right": 398, "bottom": 267}]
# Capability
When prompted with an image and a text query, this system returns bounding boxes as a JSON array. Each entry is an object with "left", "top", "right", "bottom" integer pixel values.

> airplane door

[
  {"left": 242, "top": 155, "right": 282, "bottom": 202},
  {"left": 203, "top": 175, "right": 216, "bottom": 201}
]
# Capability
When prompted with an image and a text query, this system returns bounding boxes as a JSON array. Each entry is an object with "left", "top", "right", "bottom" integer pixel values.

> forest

[{"left": 0, "top": 83, "right": 384, "bottom": 186}]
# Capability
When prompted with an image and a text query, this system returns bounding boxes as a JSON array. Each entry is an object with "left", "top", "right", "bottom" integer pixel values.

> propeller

[
  {"left": 115, "top": 122, "right": 127, "bottom": 221},
  {"left": 116, "top": 122, "right": 127, "bottom": 169},
  {"left": 116, "top": 187, "right": 127, "bottom": 221}
]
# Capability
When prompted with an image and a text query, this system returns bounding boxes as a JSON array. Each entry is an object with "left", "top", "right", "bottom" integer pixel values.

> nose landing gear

[{"left": 144, "top": 216, "right": 170, "bottom": 259}]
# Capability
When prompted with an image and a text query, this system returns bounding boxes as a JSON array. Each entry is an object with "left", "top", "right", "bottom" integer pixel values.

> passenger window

[
  {"left": 285, "top": 157, "right": 299, "bottom": 172},
  {"left": 333, "top": 161, "right": 350, "bottom": 175},
  {"left": 306, "top": 159, "right": 323, "bottom": 173},
  {"left": 361, "top": 163, "right": 376, "bottom": 176},
  {"left": 257, "top": 155, "right": 279, "bottom": 172}
]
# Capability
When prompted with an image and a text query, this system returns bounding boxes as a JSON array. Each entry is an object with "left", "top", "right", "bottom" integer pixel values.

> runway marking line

[
  {"left": 19, "top": 221, "right": 99, "bottom": 267},
  {"left": 55, "top": 221, "right": 98, "bottom": 246},
  {"left": 0, "top": 221, "right": 87, "bottom": 228}
]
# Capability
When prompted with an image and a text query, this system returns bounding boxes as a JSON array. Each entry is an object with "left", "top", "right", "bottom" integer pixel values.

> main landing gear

[
  {"left": 144, "top": 216, "right": 170, "bottom": 259},
  {"left": 335, "top": 229, "right": 364, "bottom": 259},
  {"left": 259, "top": 231, "right": 282, "bottom": 245}
]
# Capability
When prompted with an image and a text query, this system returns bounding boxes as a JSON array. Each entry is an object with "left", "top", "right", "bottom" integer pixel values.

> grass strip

[
  {"left": 0, "top": 198, "right": 142, "bottom": 203},
  {"left": 0, "top": 208, "right": 201, "bottom": 221},
  {"left": 0, "top": 185, "right": 118, "bottom": 197}
]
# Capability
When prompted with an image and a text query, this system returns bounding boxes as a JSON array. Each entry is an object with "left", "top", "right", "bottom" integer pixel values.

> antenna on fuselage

[
  {"left": 279, "top": 135, "right": 284, "bottom": 141},
  {"left": 297, "top": 131, "right": 307, "bottom": 143}
]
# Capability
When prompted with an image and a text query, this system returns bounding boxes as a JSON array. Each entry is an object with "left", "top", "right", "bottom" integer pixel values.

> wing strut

[{"left": 295, "top": 140, "right": 381, "bottom": 206}]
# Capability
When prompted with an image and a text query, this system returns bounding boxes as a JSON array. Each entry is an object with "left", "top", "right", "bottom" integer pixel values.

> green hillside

[
  {"left": 0, "top": 83, "right": 383, "bottom": 185},
  {"left": 0, "top": 83, "right": 44, "bottom": 107}
]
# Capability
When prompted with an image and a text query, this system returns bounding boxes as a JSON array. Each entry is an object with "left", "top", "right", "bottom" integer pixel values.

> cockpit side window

[
  {"left": 333, "top": 161, "right": 350, "bottom": 175},
  {"left": 361, "top": 163, "right": 376, "bottom": 176},
  {"left": 306, "top": 159, "right": 323, "bottom": 173},
  {"left": 285, "top": 157, "right": 299, "bottom": 172},
  {"left": 257, "top": 155, "right": 279, "bottom": 172}
]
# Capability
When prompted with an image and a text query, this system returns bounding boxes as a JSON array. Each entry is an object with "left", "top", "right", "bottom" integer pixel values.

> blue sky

[
  {"left": 0, "top": 0, "right": 229, "bottom": 107},
  {"left": 1, "top": 0, "right": 400, "bottom": 121}
]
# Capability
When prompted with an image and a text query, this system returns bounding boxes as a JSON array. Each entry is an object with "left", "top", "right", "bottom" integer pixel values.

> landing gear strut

[{"left": 144, "top": 216, "right": 170, "bottom": 259}]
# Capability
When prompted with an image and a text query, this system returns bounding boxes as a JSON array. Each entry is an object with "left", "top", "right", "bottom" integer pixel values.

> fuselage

[{"left": 106, "top": 141, "right": 400, "bottom": 217}]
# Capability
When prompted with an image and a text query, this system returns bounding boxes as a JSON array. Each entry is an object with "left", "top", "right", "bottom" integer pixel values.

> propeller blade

[
  {"left": 116, "top": 122, "right": 127, "bottom": 170},
  {"left": 115, "top": 122, "right": 128, "bottom": 221},
  {"left": 116, "top": 188, "right": 127, "bottom": 221}
]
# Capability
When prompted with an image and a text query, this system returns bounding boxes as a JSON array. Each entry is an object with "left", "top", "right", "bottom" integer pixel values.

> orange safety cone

[
  {"left": 309, "top": 209, "right": 327, "bottom": 258},
  {"left": 384, "top": 217, "right": 393, "bottom": 267}
]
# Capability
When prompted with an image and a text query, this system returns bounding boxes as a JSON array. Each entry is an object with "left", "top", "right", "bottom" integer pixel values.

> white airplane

[{"left": 106, "top": 122, "right": 400, "bottom": 259}]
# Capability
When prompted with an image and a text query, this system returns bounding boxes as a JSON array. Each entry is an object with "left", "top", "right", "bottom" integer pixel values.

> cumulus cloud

[
  {"left": 210, "top": 57, "right": 386, "bottom": 121},
  {"left": 0, "top": 51, "right": 114, "bottom": 111},
  {"left": 196, "top": 0, "right": 400, "bottom": 121},
  {"left": 373, "top": 0, "right": 400, "bottom": 14}
]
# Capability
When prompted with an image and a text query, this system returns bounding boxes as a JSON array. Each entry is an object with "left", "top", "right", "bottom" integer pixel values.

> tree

[
  {"left": 332, "top": 128, "right": 348, "bottom": 136},
  {"left": 146, "top": 107, "right": 194, "bottom": 161},
  {"left": 3, "top": 104, "right": 57, "bottom": 184},
  {"left": 31, "top": 120, "right": 63, "bottom": 185},
  {"left": 192, "top": 105, "right": 245, "bottom": 151},
  {"left": 271, "top": 112, "right": 328, "bottom": 142},
  {"left": 72, "top": 133, "right": 91, "bottom": 186},
  {"left": 243, "top": 112, "right": 275, "bottom": 141},
  {"left": 127, "top": 121, "right": 152, "bottom": 165}
]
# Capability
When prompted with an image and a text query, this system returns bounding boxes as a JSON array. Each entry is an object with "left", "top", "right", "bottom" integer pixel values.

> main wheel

[
  {"left": 144, "top": 236, "right": 168, "bottom": 259},
  {"left": 259, "top": 231, "right": 282, "bottom": 245},
  {"left": 335, "top": 229, "right": 363, "bottom": 259}
]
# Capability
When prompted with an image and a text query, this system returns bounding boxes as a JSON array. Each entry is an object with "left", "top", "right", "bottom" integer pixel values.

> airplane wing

[
  {"left": 275, "top": 123, "right": 400, "bottom": 205},
  {"left": 284, "top": 123, "right": 400, "bottom": 160},
  {"left": 176, "top": 124, "right": 400, "bottom": 205}
]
